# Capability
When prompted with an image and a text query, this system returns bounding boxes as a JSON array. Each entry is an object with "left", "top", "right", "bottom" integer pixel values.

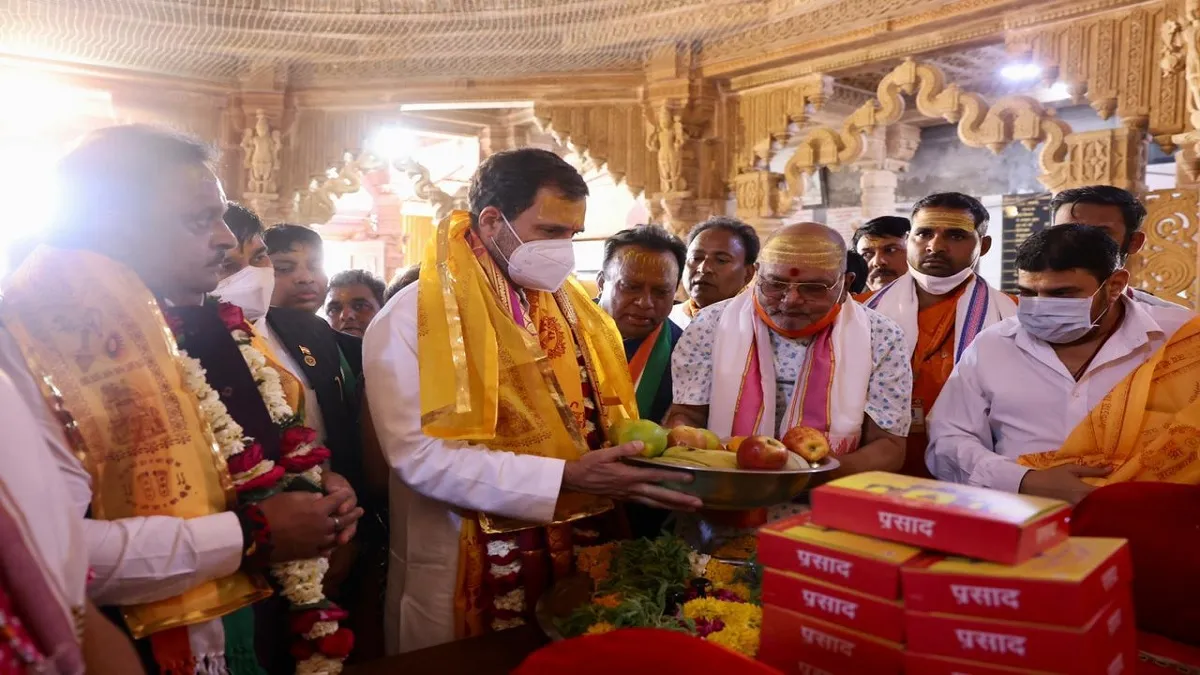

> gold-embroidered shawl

[{"left": 0, "top": 246, "right": 270, "bottom": 638}]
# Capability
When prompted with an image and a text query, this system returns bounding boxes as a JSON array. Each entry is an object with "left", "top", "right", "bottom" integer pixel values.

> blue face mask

[{"left": 1017, "top": 284, "right": 1112, "bottom": 344}]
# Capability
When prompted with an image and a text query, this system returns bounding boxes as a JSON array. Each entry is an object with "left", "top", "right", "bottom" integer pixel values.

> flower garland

[{"left": 169, "top": 302, "right": 352, "bottom": 674}]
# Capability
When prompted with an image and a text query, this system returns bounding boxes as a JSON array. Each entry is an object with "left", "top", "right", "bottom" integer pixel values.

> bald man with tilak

[{"left": 667, "top": 222, "right": 913, "bottom": 483}]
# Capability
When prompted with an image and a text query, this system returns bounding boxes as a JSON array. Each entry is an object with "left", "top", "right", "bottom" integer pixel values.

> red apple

[
  {"left": 781, "top": 426, "right": 831, "bottom": 463},
  {"left": 667, "top": 425, "right": 723, "bottom": 450},
  {"left": 736, "top": 435, "right": 789, "bottom": 471}
]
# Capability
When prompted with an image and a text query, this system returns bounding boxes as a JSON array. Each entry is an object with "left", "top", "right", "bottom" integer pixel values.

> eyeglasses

[{"left": 756, "top": 276, "right": 844, "bottom": 300}]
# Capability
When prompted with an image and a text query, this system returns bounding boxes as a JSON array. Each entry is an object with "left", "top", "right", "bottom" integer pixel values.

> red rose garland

[{"left": 170, "top": 301, "right": 353, "bottom": 674}]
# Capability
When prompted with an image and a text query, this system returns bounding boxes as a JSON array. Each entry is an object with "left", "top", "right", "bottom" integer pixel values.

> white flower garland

[
  {"left": 231, "top": 332, "right": 344, "bottom": 675},
  {"left": 176, "top": 325, "right": 344, "bottom": 675}
]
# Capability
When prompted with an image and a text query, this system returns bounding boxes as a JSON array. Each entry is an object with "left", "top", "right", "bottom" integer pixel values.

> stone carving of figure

[
  {"left": 241, "top": 110, "right": 282, "bottom": 194},
  {"left": 647, "top": 106, "right": 687, "bottom": 193},
  {"left": 1185, "top": 0, "right": 1200, "bottom": 129}
]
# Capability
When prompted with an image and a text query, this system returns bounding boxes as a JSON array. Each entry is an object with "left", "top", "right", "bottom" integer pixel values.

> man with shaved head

[{"left": 666, "top": 222, "right": 912, "bottom": 480}]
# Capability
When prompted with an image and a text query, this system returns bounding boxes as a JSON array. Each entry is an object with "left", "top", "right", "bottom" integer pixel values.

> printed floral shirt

[{"left": 671, "top": 299, "right": 912, "bottom": 436}]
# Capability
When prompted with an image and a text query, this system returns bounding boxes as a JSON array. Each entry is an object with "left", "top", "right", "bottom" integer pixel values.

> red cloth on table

[
  {"left": 514, "top": 629, "right": 781, "bottom": 675},
  {"left": 1070, "top": 482, "right": 1200, "bottom": 647}
]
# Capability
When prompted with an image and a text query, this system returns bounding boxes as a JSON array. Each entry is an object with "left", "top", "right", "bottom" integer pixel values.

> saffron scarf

[
  {"left": 1018, "top": 316, "right": 1200, "bottom": 485},
  {"left": 627, "top": 323, "right": 673, "bottom": 418},
  {"left": 707, "top": 291, "right": 872, "bottom": 454},
  {"left": 416, "top": 211, "right": 637, "bottom": 638},
  {"left": 867, "top": 272, "right": 1016, "bottom": 363}
]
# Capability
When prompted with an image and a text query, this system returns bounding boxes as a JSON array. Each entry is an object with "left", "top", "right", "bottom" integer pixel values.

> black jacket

[{"left": 264, "top": 307, "right": 364, "bottom": 490}]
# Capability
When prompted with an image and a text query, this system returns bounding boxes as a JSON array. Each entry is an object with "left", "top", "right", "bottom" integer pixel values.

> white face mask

[
  {"left": 495, "top": 213, "right": 576, "bottom": 292},
  {"left": 909, "top": 265, "right": 975, "bottom": 295},
  {"left": 1017, "top": 285, "right": 1112, "bottom": 344},
  {"left": 212, "top": 265, "right": 275, "bottom": 321}
]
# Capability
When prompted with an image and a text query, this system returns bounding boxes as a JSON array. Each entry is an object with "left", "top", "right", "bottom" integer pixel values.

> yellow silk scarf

[
  {"left": 418, "top": 211, "right": 637, "bottom": 638},
  {"left": 417, "top": 211, "right": 636, "bottom": 470},
  {"left": 1019, "top": 316, "right": 1200, "bottom": 485},
  {"left": 0, "top": 247, "right": 271, "bottom": 638}
]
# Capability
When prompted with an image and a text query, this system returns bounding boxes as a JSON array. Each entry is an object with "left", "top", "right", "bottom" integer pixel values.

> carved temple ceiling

[{"left": 1, "top": 0, "right": 969, "bottom": 84}]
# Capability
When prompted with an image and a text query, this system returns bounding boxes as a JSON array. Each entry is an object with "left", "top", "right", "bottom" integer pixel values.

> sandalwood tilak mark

[
  {"left": 759, "top": 235, "right": 843, "bottom": 271},
  {"left": 913, "top": 208, "right": 976, "bottom": 232},
  {"left": 617, "top": 248, "right": 674, "bottom": 275},
  {"left": 536, "top": 195, "right": 587, "bottom": 229}
]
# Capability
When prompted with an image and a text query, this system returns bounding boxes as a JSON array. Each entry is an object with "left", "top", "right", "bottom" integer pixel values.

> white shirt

[
  {"left": 0, "top": 327, "right": 243, "bottom": 606},
  {"left": 668, "top": 303, "right": 693, "bottom": 330},
  {"left": 926, "top": 297, "right": 1194, "bottom": 492},
  {"left": 256, "top": 317, "right": 326, "bottom": 443},
  {"left": 362, "top": 285, "right": 566, "bottom": 654}
]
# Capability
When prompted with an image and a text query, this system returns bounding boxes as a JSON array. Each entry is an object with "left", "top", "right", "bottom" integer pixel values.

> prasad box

[
  {"left": 906, "top": 651, "right": 1137, "bottom": 675},
  {"left": 758, "top": 511, "right": 927, "bottom": 599},
  {"left": 810, "top": 471, "right": 1070, "bottom": 565},
  {"left": 758, "top": 603, "right": 904, "bottom": 675},
  {"left": 762, "top": 567, "right": 905, "bottom": 643},
  {"left": 905, "top": 596, "right": 1136, "bottom": 674},
  {"left": 903, "top": 538, "right": 1131, "bottom": 626}
]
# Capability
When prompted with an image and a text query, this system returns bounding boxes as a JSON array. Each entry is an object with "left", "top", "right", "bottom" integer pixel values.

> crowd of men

[{"left": 0, "top": 124, "right": 1197, "bottom": 674}]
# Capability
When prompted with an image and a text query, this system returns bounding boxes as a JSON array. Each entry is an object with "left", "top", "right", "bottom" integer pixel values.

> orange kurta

[{"left": 902, "top": 286, "right": 968, "bottom": 478}]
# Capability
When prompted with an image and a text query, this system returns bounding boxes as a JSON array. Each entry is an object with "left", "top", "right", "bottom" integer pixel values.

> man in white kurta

[
  {"left": 364, "top": 149, "right": 699, "bottom": 654},
  {"left": 927, "top": 224, "right": 1195, "bottom": 503}
]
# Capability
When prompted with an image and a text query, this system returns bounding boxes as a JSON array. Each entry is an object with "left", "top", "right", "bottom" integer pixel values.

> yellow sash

[
  {"left": 417, "top": 211, "right": 636, "bottom": 480},
  {"left": 0, "top": 247, "right": 270, "bottom": 637},
  {"left": 1019, "top": 316, "right": 1200, "bottom": 485}
]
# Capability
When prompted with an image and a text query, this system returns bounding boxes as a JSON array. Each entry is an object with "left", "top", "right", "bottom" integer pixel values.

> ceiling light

[{"left": 1000, "top": 63, "right": 1043, "bottom": 82}]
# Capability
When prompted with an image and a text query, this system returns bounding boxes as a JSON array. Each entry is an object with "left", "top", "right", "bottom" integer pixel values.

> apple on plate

[
  {"left": 667, "top": 425, "right": 723, "bottom": 450},
  {"left": 736, "top": 435, "right": 789, "bottom": 470},
  {"left": 781, "top": 426, "right": 831, "bottom": 463},
  {"left": 608, "top": 418, "right": 670, "bottom": 458}
]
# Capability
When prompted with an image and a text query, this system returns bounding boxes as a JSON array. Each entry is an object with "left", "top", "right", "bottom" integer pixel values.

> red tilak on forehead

[{"left": 789, "top": 267, "right": 801, "bottom": 277}]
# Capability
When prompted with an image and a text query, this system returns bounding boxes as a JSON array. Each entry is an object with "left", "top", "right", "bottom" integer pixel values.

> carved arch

[
  {"left": 783, "top": 59, "right": 1072, "bottom": 197},
  {"left": 534, "top": 102, "right": 661, "bottom": 198}
]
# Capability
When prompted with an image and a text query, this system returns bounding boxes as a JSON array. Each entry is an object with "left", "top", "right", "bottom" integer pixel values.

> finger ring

[{"left": 332, "top": 516, "right": 342, "bottom": 531}]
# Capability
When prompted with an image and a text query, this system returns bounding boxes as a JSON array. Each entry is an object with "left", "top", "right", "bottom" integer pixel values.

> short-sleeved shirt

[{"left": 671, "top": 299, "right": 912, "bottom": 436}]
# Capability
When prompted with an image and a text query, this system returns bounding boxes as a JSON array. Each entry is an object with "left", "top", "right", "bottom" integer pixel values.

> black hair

[
  {"left": 846, "top": 250, "right": 869, "bottom": 294},
  {"left": 1014, "top": 224, "right": 1121, "bottom": 283},
  {"left": 467, "top": 148, "right": 589, "bottom": 224},
  {"left": 1049, "top": 185, "right": 1146, "bottom": 237},
  {"left": 602, "top": 225, "right": 688, "bottom": 283},
  {"left": 52, "top": 124, "right": 215, "bottom": 243},
  {"left": 329, "top": 269, "right": 386, "bottom": 305},
  {"left": 851, "top": 216, "right": 911, "bottom": 249},
  {"left": 384, "top": 266, "right": 420, "bottom": 303},
  {"left": 223, "top": 202, "right": 265, "bottom": 248},
  {"left": 911, "top": 192, "right": 990, "bottom": 236},
  {"left": 263, "top": 224, "right": 323, "bottom": 255},
  {"left": 685, "top": 216, "right": 761, "bottom": 266}
]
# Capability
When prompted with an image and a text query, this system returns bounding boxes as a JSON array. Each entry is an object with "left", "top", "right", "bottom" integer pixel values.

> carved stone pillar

[
  {"left": 734, "top": 170, "right": 791, "bottom": 234},
  {"left": 1061, "top": 127, "right": 1149, "bottom": 195},
  {"left": 229, "top": 64, "right": 291, "bottom": 221},
  {"left": 860, "top": 170, "right": 900, "bottom": 220},
  {"left": 856, "top": 124, "right": 919, "bottom": 221},
  {"left": 643, "top": 45, "right": 726, "bottom": 238}
]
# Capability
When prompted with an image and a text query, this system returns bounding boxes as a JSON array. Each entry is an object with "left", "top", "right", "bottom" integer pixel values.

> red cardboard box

[
  {"left": 903, "top": 538, "right": 1132, "bottom": 626},
  {"left": 759, "top": 604, "right": 904, "bottom": 675},
  {"left": 810, "top": 471, "right": 1070, "bottom": 564},
  {"left": 761, "top": 568, "right": 905, "bottom": 643},
  {"left": 758, "top": 512, "right": 925, "bottom": 599},
  {"left": 1137, "top": 631, "right": 1200, "bottom": 671},
  {"left": 906, "top": 651, "right": 1137, "bottom": 675},
  {"left": 905, "top": 597, "right": 1136, "bottom": 673}
]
